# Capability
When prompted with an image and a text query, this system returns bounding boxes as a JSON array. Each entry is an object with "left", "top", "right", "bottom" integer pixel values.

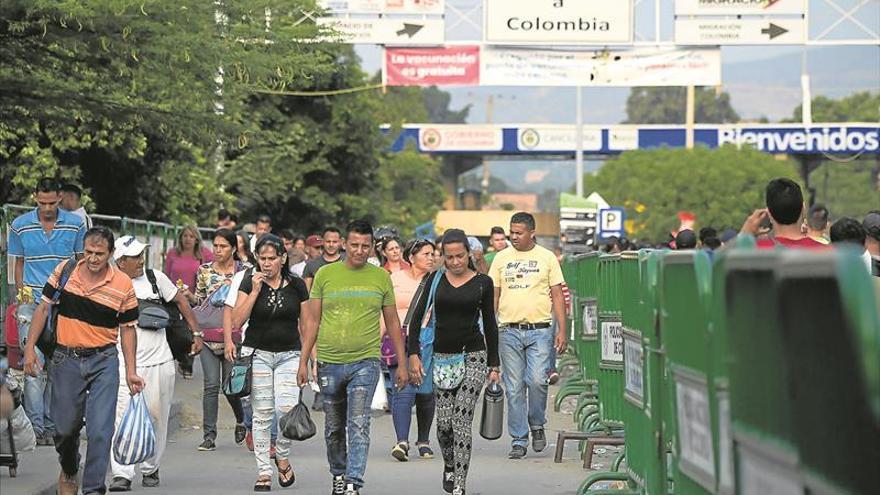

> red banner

[{"left": 384, "top": 46, "right": 480, "bottom": 87}]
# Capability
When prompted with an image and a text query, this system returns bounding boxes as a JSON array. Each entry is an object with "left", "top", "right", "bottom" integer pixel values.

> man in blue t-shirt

[{"left": 7, "top": 177, "right": 85, "bottom": 444}]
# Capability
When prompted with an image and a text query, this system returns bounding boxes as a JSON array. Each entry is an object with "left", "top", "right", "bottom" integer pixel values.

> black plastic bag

[{"left": 280, "top": 390, "right": 316, "bottom": 441}]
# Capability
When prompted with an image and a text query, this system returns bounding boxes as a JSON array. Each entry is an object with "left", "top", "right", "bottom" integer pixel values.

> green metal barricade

[
  {"left": 555, "top": 253, "right": 598, "bottom": 412},
  {"left": 575, "top": 253, "right": 605, "bottom": 430},
  {"left": 707, "top": 236, "right": 755, "bottom": 495},
  {"left": 612, "top": 250, "right": 669, "bottom": 495},
  {"left": 776, "top": 249, "right": 880, "bottom": 494},
  {"left": 724, "top": 249, "right": 803, "bottom": 493},
  {"left": 596, "top": 253, "right": 625, "bottom": 429},
  {"left": 660, "top": 250, "right": 715, "bottom": 494},
  {"left": 558, "top": 257, "right": 582, "bottom": 371}
]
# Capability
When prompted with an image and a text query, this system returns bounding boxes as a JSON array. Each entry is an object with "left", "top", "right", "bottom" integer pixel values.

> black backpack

[{"left": 145, "top": 269, "right": 191, "bottom": 363}]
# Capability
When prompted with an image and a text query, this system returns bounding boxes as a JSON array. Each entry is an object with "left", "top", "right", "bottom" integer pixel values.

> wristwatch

[{"left": 192, "top": 331, "right": 204, "bottom": 338}]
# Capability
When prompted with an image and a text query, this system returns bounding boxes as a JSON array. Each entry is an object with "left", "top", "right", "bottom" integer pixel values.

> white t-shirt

[
  {"left": 225, "top": 269, "right": 250, "bottom": 334},
  {"left": 117, "top": 269, "right": 177, "bottom": 367}
]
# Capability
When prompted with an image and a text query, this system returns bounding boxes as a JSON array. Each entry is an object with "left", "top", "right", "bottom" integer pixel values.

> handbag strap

[
  {"left": 426, "top": 268, "right": 445, "bottom": 325},
  {"left": 53, "top": 256, "right": 78, "bottom": 304},
  {"left": 401, "top": 273, "right": 430, "bottom": 330}
]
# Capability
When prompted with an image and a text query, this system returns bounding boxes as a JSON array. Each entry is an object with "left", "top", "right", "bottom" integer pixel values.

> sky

[{"left": 353, "top": 0, "right": 880, "bottom": 124}]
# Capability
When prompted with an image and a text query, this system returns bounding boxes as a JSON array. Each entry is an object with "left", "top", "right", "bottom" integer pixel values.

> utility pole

[
  {"left": 575, "top": 86, "right": 584, "bottom": 197},
  {"left": 685, "top": 85, "right": 695, "bottom": 149},
  {"left": 481, "top": 94, "right": 495, "bottom": 199}
]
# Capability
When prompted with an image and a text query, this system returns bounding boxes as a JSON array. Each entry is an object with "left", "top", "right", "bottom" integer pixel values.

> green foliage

[
  {"left": 1, "top": 0, "right": 451, "bottom": 234},
  {"left": 786, "top": 91, "right": 880, "bottom": 217},
  {"left": 585, "top": 146, "right": 798, "bottom": 241},
  {"left": 366, "top": 151, "right": 445, "bottom": 234},
  {"left": 788, "top": 91, "right": 880, "bottom": 123},
  {"left": 422, "top": 86, "right": 470, "bottom": 124},
  {"left": 624, "top": 87, "right": 740, "bottom": 124}
]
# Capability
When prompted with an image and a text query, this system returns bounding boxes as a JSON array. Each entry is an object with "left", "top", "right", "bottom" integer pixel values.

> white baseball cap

[{"left": 114, "top": 235, "right": 150, "bottom": 260}]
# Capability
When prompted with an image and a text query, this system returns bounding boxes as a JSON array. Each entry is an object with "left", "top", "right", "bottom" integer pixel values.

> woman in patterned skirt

[{"left": 406, "top": 229, "right": 500, "bottom": 495}]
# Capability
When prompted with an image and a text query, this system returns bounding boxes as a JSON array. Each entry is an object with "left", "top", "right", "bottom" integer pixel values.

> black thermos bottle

[{"left": 480, "top": 382, "right": 504, "bottom": 440}]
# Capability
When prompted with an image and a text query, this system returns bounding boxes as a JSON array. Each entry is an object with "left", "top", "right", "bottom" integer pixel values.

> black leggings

[{"left": 435, "top": 350, "right": 486, "bottom": 493}]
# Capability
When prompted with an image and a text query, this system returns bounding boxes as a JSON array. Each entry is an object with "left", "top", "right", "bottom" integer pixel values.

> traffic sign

[
  {"left": 598, "top": 208, "right": 626, "bottom": 239},
  {"left": 483, "top": 0, "right": 632, "bottom": 45},
  {"left": 675, "top": 18, "right": 806, "bottom": 45},
  {"left": 318, "top": 17, "right": 445, "bottom": 45},
  {"left": 319, "top": 0, "right": 445, "bottom": 15},
  {"left": 674, "top": 0, "right": 805, "bottom": 16}
]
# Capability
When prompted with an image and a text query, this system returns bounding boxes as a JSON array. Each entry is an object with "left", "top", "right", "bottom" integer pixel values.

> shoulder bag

[
  {"left": 137, "top": 270, "right": 172, "bottom": 330},
  {"left": 38, "top": 256, "right": 77, "bottom": 360},
  {"left": 431, "top": 275, "right": 484, "bottom": 390},
  {"left": 415, "top": 269, "right": 445, "bottom": 394}
]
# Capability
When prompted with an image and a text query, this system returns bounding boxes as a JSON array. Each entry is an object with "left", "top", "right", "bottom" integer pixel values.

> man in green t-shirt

[
  {"left": 298, "top": 219, "right": 409, "bottom": 495},
  {"left": 484, "top": 225, "right": 508, "bottom": 270}
]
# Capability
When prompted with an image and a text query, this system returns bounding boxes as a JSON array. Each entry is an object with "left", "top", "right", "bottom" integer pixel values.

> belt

[
  {"left": 56, "top": 343, "right": 115, "bottom": 357},
  {"left": 503, "top": 322, "right": 551, "bottom": 330}
]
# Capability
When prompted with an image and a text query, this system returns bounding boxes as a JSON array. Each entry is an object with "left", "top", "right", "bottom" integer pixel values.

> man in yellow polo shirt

[{"left": 490, "top": 212, "right": 567, "bottom": 460}]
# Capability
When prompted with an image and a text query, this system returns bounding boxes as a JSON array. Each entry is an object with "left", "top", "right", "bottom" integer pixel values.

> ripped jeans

[
  {"left": 247, "top": 348, "right": 301, "bottom": 476},
  {"left": 318, "top": 358, "right": 380, "bottom": 489}
]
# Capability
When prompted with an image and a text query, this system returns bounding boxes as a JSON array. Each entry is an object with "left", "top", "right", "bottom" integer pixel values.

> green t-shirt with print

[{"left": 310, "top": 261, "right": 395, "bottom": 364}]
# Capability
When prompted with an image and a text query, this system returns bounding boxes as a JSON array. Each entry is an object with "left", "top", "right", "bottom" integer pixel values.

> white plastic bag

[
  {"left": 0, "top": 405, "right": 36, "bottom": 454},
  {"left": 371, "top": 373, "right": 388, "bottom": 411},
  {"left": 113, "top": 393, "right": 156, "bottom": 465}
]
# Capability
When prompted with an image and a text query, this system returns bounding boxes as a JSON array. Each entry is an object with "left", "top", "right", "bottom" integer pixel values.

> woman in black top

[
  {"left": 233, "top": 235, "right": 309, "bottom": 491},
  {"left": 407, "top": 229, "right": 500, "bottom": 495}
]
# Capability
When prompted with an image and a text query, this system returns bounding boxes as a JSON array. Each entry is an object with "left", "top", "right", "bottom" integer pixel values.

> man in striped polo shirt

[
  {"left": 7, "top": 177, "right": 86, "bottom": 445},
  {"left": 23, "top": 226, "right": 145, "bottom": 495}
]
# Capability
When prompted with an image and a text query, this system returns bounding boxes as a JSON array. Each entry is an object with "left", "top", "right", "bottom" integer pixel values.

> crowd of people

[{"left": 1, "top": 175, "right": 877, "bottom": 495}]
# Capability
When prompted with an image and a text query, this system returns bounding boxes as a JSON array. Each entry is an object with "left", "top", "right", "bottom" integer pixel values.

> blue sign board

[{"left": 387, "top": 123, "right": 880, "bottom": 156}]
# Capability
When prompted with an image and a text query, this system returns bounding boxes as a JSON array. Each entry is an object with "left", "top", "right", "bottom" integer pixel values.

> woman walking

[
  {"left": 407, "top": 229, "right": 500, "bottom": 495},
  {"left": 194, "top": 228, "right": 247, "bottom": 451},
  {"left": 379, "top": 237, "right": 409, "bottom": 274},
  {"left": 385, "top": 240, "right": 437, "bottom": 462},
  {"left": 164, "top": 225, "right": 213, "bottom": 377},
  {"left": 231, "top": 234, "right": 308, "bottom": 491}
]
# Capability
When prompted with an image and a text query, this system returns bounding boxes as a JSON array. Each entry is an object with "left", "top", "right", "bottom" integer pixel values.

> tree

[
  {"left": 584, "top": 146, "right": 798, "bottom": 242},
  {"left": 788, "top": 91, "right": 880, "bottom": 123},
  {"left": 423, "top": 86, "right": 470, "bottom": 123},
  {"left": 0, "top": 0, "right": 337, "bottom": 224},
  {"left": 624, "top": 87, "right": 740, "bottom": 124},
  {"left": 786, "top": 91, "right": 880, "bottom": 218}
]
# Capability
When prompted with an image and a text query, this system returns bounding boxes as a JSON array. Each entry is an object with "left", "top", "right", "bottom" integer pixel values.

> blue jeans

[
  {"left": 16, "top": 303, "right": 55, "bottom": 437},
  {"left": 499, "top": 326, "right": 553, "bottom": 447},
  {"left": 318, "top": 358, "right": 380, "bottom": 489},
  {"left": 51, "top": 345, "right": 119, "bottom": 495},
  {"left": 388, "top": 365, "right": 435, "bottom": 444},
  {"left": 248, "top": 348, "right": 300, "bottom": 476}
]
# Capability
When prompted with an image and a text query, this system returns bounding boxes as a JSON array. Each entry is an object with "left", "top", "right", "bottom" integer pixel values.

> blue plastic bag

[{"left": 113, "top": 393, "right": 156, "bottom": 465}]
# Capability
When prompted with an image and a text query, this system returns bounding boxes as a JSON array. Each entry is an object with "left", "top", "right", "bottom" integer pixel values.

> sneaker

[
  {"left": 442, "top": 466, "right": 455, "bottom": 493},
  {"left": 108, "top": 476, "right": 132, "bottom": 492},
  {"left": 246, "top": 429, "right": 254, "bottom": 451},
  {"left": 344, "top": 483, "right": 360, "bottom": 495},
  {"left": 142, "top": 469, "right": 160, "bottom": 488},
  {"left": 531, "top": 428, "right": 547, "bottom": 453},
  {"left": 235, "top": 423, "right": 247, "bottom": 445},
  {"left": 197, "top": 439, "right": 216, "bottom": 451},
  {"left": 508, "top": 445, "right": 527, "bottom": 459},
  {"left": 417, "top": 442, "right": 434, "bottom": 459},
  {"left": 58, "top": 471, "right": 79, "bottom": 495},
  {"left": 330, "top": 475, "right": 345, "bottom": 495},
  {"left": 547, "top": 371, "right": 560, "bottom": 385},
  {"left": 391, "top": 441, "right": 409, "bottom": 462}
]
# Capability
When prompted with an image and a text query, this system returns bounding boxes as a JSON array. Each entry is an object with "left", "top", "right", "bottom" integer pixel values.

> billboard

[{"left": 383, "top": 46, "right": 480, "bottom": 86}]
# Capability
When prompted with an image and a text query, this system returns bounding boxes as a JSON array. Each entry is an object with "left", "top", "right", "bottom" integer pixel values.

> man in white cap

[{"left": 108, "top": 235, "right": 203, "bottom": 491}]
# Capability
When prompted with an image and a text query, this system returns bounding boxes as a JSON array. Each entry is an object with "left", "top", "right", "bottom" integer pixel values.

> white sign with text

[{"left": 483, "top": 0, "right": 632, "bottom": 44}]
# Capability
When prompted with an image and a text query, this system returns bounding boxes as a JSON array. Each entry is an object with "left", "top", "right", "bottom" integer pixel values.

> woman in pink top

[
  {"left": 379, "top": 237, "right": 411, "bottom": 274},
  {"left": 383, "top": 239, "right": 437, "bottom": 462},
  {"left": 165, "top": 225, "right": 213, "bottom": 300}
]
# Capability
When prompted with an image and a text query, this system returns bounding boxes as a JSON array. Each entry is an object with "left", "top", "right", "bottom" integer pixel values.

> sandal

[
  {"left": 275, "top": 459, "right": 295, "bottom": 488},
  {"left": 254, "top": 475, "right": 272, "bottom": 492}
]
